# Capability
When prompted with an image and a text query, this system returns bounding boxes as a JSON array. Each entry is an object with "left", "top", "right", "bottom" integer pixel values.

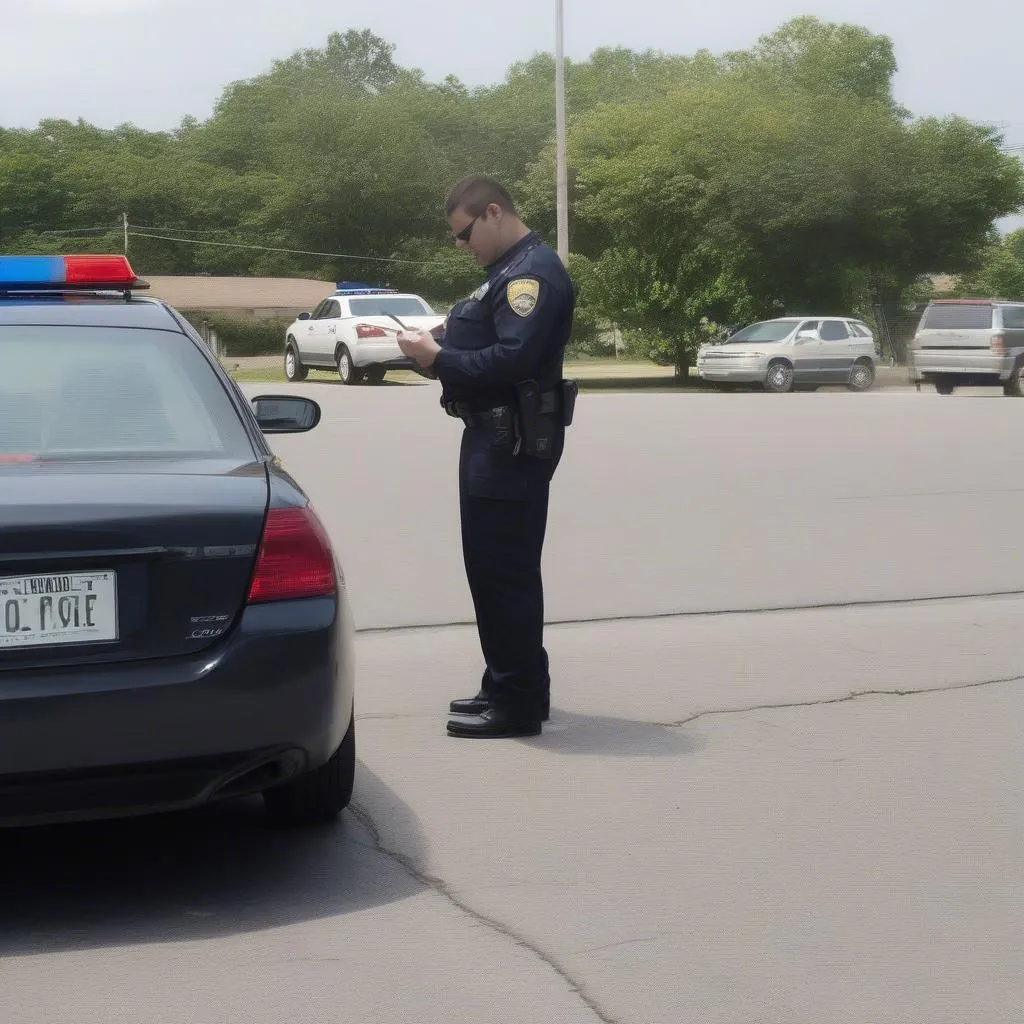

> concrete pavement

[{"left": 2, "top": 382, "right": 1021, "bottom": 1023}]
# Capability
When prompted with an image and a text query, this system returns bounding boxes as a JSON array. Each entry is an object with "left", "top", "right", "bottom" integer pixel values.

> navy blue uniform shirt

[{"left": 433, "top": 231, "right": 575, "bottom": 406}]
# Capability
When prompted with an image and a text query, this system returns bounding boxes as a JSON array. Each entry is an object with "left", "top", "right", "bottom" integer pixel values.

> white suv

[{"left": 283, "top": 285, "right": 444, "bottom": 385}]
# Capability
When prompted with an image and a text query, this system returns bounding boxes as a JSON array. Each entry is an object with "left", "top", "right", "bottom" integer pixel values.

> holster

[
  {"left": 514, "top": 380, "right": 557, "bottom": 459},
  {"left": 559, "top": 379, "right": 579, "bottom": 427}
]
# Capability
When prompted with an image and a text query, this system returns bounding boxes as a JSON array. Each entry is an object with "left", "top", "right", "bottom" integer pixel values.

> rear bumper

[
  {"left": 0, "top": 590, "right": 356, "bottom": 827},
  {"left": 911, "top": 350, "right": 1012, "bottom": 382},
  {"left": 372, "top": 356, "right": 416, "bottom": 370},
  {"left": 351, "top": 341, "right": 414, "bottom": 370}
]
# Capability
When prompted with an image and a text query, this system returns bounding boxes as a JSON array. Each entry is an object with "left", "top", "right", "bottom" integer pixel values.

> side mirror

[
  {"left": 250, "top": 394, "right": 321, "bottom": 434},
  {"left": 297, "top": 311, "right": 311, "bottom": 321},
  {"left": 795, "top": 331, "right": 817, "bottom": 343}
]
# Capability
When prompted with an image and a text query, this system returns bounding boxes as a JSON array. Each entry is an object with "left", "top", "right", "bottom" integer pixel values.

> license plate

[{"left": 0, "top": 571, "right": 118, "bottom": 649}]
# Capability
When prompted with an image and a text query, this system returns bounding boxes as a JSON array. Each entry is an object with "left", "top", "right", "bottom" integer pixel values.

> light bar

[
  {"left": 0, "top": 255, "right": 146, "bottom": 290},
  {"left": 334, "top": 279, "right": 396, "bottom": 296}
]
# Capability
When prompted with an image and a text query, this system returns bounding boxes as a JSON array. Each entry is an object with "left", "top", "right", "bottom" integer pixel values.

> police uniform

[{"left": 432, "top": 230, "right": 576, "bottom": 732}]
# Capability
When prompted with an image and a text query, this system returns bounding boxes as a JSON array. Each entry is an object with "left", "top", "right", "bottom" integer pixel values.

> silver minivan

[
  {"left": 695, "top": 316, "right": 877, "bottom": 393},
  {"left": 910, "top": 299, "right": 1024, "bottom": 395}
]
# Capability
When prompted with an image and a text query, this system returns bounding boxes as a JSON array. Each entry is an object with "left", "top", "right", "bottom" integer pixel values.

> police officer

[{"left": 396, "top": 175, "right": 577, "bottom": 739}]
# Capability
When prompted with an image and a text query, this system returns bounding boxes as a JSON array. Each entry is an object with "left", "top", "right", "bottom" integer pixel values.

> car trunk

[
  {"left": 0, "top": 459, "right": 268, "bottom": 671},
  {"left": 914, "top": 303, "right": 996, "bottom": 351},
  {"left": 357, "top": 314, "right": 445, "bottom": 333}
]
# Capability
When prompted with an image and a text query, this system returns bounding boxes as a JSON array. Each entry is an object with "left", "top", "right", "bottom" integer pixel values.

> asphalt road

[{"left": 2, "top": 380, "right": 1021, "bottom": 1024}]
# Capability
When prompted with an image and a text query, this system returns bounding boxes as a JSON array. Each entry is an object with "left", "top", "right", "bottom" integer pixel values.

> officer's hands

[{"left": 396, "top": 329, "right": 441, "bottom": 368}]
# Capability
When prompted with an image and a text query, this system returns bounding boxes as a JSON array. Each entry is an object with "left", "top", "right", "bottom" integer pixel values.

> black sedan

[{"left": 0, "top": 256, "right": 355, "bottom": 828}]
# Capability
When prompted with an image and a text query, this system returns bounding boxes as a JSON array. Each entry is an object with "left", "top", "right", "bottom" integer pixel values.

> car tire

[
  {"left": 364, "top": 366, "right": 386, "bottom": 385},
  {"left": 935, "top": 378, "right": 956, "bottom": 395},
  {"left": 1003, "top": 360, "right": 1024, "bottom": 396},
  {"left": 284, "top": 341, "right": 308, "bottom": 382},
  {"left": 847, "top": 360, "right": 875, "bottom": 392},
  {"left": 263, "top": 714, "right": 356, "bottom": 826},
  {"left": 337, "top": 346, "right": 363, "bottom": 385},
  {"left": 764, "top": 360, "right": 794, "bottom": 393}
]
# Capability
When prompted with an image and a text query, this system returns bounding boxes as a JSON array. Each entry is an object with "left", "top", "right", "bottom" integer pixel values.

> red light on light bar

[{"left": 63, "top": 255, "right": 138, "bottom": 285}]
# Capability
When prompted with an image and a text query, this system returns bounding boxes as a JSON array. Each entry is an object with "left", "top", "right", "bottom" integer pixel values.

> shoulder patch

[{"left": 506, "top": 277, "right": 540, "bottom": 318}]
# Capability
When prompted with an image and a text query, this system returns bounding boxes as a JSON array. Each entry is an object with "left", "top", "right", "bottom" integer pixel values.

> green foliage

[
  {"left": 560, "top": 253, "right": 609, "bottom": 357},
  {"left": 179, "top": 311, "right": 292, "bottom": 357},
  {"left": 953, "top": 229, "right": 1024, "bottom": 299},
  {"left": 531, "top": 17, "right": 1024, "bottom": 367},
  {"left": 724, "top": 16, "right": 900, "bottom": 107}
]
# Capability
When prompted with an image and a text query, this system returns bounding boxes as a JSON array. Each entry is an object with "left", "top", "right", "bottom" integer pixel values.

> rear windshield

[
  {"left": 348, "top": 296, "right": 434, "bottom": 317},
  {"left": 920, "top": 304, "right": 993, "bottom": 330},
  {"left": 0, "top": 326, "right": 256, "bottom": 462}
]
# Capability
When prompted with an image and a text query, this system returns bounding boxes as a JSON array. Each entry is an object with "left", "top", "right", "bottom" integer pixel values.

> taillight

[
  {"left": 991, "top": 333, "right": 1006, "bottom": 354},
  {"left": 247, "top": 505, "right": 337, "bottom": 604},
  {"left": 356, "top": 324, "right": 387, "bottom": 338}
]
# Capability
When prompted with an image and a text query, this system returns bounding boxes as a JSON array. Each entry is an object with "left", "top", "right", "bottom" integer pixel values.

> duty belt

[{"left": 443, "top": 389, "right": 561, "bottom": 425}]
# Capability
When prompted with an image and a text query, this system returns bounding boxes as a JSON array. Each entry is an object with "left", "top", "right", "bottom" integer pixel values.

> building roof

[{"left": 142, "top": 275, "right": 334, "bottom": 311}]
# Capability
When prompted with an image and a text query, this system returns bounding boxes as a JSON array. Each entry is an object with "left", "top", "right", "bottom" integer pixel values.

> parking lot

[{"left": 2, "top": 380, "right": 1021, "bottom": 1023}]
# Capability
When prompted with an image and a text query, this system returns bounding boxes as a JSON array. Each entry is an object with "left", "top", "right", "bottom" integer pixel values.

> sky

[{"left": 2, "top": 0, "right": 1022, "bottom": 223}]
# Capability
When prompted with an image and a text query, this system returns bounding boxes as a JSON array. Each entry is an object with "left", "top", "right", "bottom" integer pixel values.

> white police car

[{"left": 283, "top": 283, "right": 444, "bottom": 385}]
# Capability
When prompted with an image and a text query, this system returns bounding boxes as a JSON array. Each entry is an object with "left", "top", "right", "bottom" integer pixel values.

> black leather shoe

[
  {"left": 446, "top": 707, "right": 542, "bottom": 738},
  {"left": 449, "top": 692, "right": 550, "bottom": 720},
  {"left": 449, "top": 689, "right": 487, "bottom": 715}
]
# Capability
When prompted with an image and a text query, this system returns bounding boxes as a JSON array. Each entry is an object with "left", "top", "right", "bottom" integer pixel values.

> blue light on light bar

[
  {"left": 0, "top": 256, "right": 65, "bottom": 285},
  {"left": 334, "top": 279, "right": 396, "bottom": 295}
]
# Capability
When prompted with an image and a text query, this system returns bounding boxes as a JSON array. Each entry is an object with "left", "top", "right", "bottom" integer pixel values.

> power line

[
  {"left": 127, "top": 229, "right": 448, "bottom": 266},
  {"left": 3, "top": 224, "right": 118, "bottom": 235},
  {"left": 129, "top": 222, "right": 269, "bottom": 235}
]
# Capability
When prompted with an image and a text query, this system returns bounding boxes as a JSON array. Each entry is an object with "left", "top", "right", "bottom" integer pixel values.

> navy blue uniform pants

[{"left": 458, "top": 424, "right": 563, "bottom": 720}]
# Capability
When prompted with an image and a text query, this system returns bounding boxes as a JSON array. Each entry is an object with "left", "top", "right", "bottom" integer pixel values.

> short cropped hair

[{"left": 445, "top": 175, "right": 517, "bottom": 218}]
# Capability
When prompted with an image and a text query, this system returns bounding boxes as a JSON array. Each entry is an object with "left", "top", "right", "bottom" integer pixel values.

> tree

[
  {"left": 955, "top": 228, "right": 1024, "bottom": 299},
  {"left": 725, "top": 16, "right": 901, "bottom": 109},
  {"left": 0, "top": 18, "right": 1020, "bottom": 347},
  {"left": 518, "top": 20, "right": 1024, "bottom": 370}
]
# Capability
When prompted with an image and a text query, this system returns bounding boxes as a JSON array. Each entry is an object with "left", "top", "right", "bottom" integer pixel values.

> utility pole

[
  {"left": 554, "top": 0, "right": 569, "bottom": 265},
  {"left": 122, "top": 212, "right": 129, "bottom": 255}
]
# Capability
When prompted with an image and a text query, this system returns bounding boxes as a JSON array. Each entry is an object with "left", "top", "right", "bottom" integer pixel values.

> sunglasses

[{"left": 453, "top": 214, "right": 481, "bottom": 242}]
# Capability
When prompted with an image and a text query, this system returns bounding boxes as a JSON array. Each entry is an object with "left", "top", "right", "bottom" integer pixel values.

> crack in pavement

[
  {"left": 664, "top": 672, "right": 1023, "bottom": 728},
  {"left": 568, "top": 934, "right": 677, "bottom": 957},
  {"left": 352, "top": 586, "right": 1024, "bottom": 636},
  {"left": 346, "top": 802, "right": 620, "bottom": 1024},
  {"left": 346, "top": 660, "right": 1020, "bottom": 1021},
  {"left": 355, "top": 674, "right": 1022, "bottom": 734}
]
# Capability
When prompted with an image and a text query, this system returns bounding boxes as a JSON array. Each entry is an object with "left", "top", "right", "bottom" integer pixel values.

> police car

[
  {"left": 283, "top": 282, "right": 445, "bottom": 384},
  {"left": 0, "top": 254, "right": 356, "bottom": 828}
]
